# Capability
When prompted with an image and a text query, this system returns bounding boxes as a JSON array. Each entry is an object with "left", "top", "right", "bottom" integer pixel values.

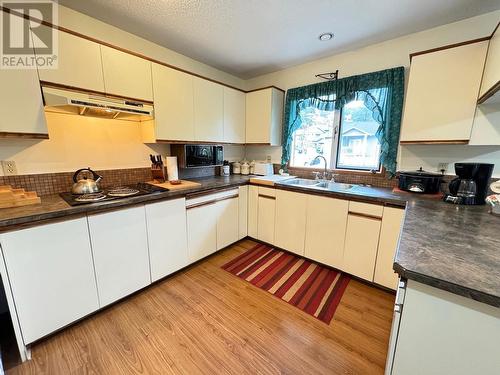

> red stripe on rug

[
  {"left": 261, "top": 257, "right": 301, "bottom": 290},
  {"left": 237, "top": 249, "right": 280, "bottom": 279},
  {"left": 318, "top": 274, "right": 351, "bottom": 323},
  {"left": 250, "top": 252, "right": 293, "bottom": 287},
  {"left": 304, "top": 270, "right": 338, "bottom": 315},
  {"left": 274, "top": 260, "right": 312, "bottom": 299},
  {"left": 289, "top": 265, "right": 324, "bottom": 307},
  {"left": 223, "top": 244, "right": 269, "bottom": 274}
]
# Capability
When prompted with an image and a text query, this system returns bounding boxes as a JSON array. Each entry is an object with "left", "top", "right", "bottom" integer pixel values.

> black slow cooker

[{"left": 398, "top": 167, "right": 444, "bottom": 194}]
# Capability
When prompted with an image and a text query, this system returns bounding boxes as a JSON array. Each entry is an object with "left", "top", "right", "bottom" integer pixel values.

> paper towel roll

[{"left": 166, "top": 156, "right": 179, "bottom": 181}]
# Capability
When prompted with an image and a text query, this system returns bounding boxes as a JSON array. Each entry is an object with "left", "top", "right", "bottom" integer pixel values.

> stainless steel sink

[
  {"left": 284, "top": 178, "right": 322, "bottom": 186},
  {"left": 313, "top": 181, "right": 355, "bottom": 191}
]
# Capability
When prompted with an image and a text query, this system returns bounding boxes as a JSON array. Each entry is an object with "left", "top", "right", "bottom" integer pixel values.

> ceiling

[{"left": 58, "top": 0, "right": 500, "bottom": 79}]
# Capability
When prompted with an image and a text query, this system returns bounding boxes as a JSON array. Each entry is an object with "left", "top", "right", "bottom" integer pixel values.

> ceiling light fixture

[{"left": 318, "top": 32, "right": 334, "bottom": 41}]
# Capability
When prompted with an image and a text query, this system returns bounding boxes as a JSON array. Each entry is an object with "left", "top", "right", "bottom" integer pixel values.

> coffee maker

[{"left": 444, "top": 163, "right": 494, "bottom": 205}]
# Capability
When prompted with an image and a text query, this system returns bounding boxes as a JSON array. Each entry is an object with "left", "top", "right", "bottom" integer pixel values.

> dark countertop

[
  {"left": 0, "top": 175, "right": 251, "bottom": 231},
  {"left": 1, "top": 175, "right": 499, "bottom": 308}
]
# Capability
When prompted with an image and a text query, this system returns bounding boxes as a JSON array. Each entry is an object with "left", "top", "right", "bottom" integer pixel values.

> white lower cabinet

[
  {"left": 248, "top": 185, "right": 259, "bottom": 238},
  {"left": 304, "top": 195, "right": 348, "bottom": 269},
  {"left": 257, "top": 187, "right": 276, "bottom": 244},
  {"left": 238, "top": 186, "right": 248, "bottom": 239},
  {"left": 374, "top": 207, "right": 405, "bottom": 289},
  {"left": 217, "top": 195, "right": 239, "bottom": 250},
  {"left": 0, "top": 217, "right": 99, "bottom": 344},
  {"left": 275, "top": 190, "right": 307, "bottom": 255},
  {"left": 187, "top": 201, "right": 218, "bottom": 262},
  {"left": 88, "top": 206, "right": 151, "bottom": 307},
  {"left": 145, "top": 198, "right": 189, "bottom": 282},
  {"left": 342, "top": 213, "right": 381, "bottom": 281}
]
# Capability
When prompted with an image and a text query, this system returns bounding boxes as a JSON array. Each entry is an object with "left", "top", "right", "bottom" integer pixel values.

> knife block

[{"left": 150, "top": 164, "right": 166, "bottom": 183}]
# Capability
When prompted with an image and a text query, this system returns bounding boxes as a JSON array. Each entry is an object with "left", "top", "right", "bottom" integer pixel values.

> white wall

[{"left": 244, "top": 11, "right": 500, "bottom": 177}]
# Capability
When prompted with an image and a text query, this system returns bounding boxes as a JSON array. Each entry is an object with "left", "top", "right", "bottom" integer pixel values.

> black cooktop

[{"left": 60, "top": 183, "right": 168, "bottom": 206}]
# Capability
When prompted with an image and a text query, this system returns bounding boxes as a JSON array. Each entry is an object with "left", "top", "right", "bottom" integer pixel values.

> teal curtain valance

[{"left": 281, "top": 66, "right": 405, "bottom": 177}]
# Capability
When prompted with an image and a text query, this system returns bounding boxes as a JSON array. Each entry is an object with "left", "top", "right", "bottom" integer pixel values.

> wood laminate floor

[{"left": 6, "top": 239, "right": 395, "bottom": 375}]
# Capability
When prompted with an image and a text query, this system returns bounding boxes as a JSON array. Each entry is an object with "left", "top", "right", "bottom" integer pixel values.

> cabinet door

[
  {"left": 145, "top": 198, "right": 188, "bottom": 282},
  {"left": 0, "top": 217, "right": 99, "bottom": 344},
  {"left": 257, "top": 187, "right": 276, "bottom": 245},
  {"left": 246, "top": 89, "right": 272, "bottom": 143},
  {"left": 0, "top": 56, "right": 48, "bottom": 136},
  {"left": 238, "top": 185, "right": 248, "bottom": 239},
  {"left": 248, "top": 185, "right": 259, "bottom": 238},
  {"left": 274, "top": 190, "right": 307, "bottom": 255},
  {"left": 194, "top": 77, "right": 224, "bottom": 142},
  {"left": 101, "top": 46, "right": 153, "bottom": 101},
  {"left": 224, "top": 87, "right": 246, "bottom": 143},
  {"left": 304, "top": 195, "right": 348, "bottom": 269},
  {"left": 88, "top": 206, "right": 151, "bottom": 307},
  {"left": 342, "top": 214, "right": 381, "bottom": 281},
  {"left": 187, "top": 203, "right": 218, "bottom": 262},
  {"left": 479, "top": 25, "right": 500, "bottom": 98},
  {"left": 217, "top": 196, "right": 239, "bottom": 250},
  {"left": 34, "top": 26, "right": 105, "bottom": 92},
  {"left": 151, "top": 64, "right": 194, "bottom": 141},
  {"left": 400, "top": 41, "right": 488, "bottom": 142},
  {"left": 374, "top": 207, "right": 405, "bottom": 290}
]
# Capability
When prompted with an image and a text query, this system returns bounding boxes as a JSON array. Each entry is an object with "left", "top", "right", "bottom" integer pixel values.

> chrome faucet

[{"left": 312, "top": 155, "right": 328, "bottom": 180}]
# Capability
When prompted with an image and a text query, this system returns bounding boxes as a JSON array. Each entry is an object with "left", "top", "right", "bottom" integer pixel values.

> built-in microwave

[{"left": 171, "top": 144, "right": 224, "bottom": 168}]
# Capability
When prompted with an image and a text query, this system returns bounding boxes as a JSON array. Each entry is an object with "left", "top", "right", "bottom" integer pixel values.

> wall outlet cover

[
  {"left": 1, "top": 160, "right": 18, "bottom": 176},
  {"left": 437, "top": 163, "right": 449, "bottom": 173}
]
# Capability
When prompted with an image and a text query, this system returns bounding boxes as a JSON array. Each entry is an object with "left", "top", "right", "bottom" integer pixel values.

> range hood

[{"left": 42, "top": 86, "right": 154, "bottom": 122}]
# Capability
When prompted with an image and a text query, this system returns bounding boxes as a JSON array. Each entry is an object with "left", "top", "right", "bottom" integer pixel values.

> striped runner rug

[{"left": 222, "top": 243, "right": 350, "bottom": 324}]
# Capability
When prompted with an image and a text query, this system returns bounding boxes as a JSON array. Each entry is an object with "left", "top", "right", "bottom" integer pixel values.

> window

[{"left": 289, "top": 99, "right": 382, "bottom": 172}]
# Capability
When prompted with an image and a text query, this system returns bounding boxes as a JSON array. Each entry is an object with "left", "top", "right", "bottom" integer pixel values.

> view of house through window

[{"left": 289, "top": 99, "right": 382, "bottom": 172}]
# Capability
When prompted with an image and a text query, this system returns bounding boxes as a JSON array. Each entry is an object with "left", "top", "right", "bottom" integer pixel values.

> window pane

[
  {"left": 290, "top": 106, "right": 335, "bottom": 168},
  {"left": 336, "top": 100, "right": 381, "bottom": 170}
]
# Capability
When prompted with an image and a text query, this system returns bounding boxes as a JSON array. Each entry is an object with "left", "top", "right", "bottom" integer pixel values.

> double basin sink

[{"left": 278, "top": 178, "right": 357, "bottom": 192}]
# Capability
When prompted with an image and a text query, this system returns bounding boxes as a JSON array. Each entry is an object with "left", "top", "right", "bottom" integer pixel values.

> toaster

[{"left": 253, "top": 162, "right": 274, "bottom": 176}]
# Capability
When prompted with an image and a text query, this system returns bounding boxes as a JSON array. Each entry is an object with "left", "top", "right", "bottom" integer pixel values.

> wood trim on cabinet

[
  {"left": 185, "top": 194, "right": 239, "bottom": 210},
  {"left": 399, "top": 140, "right": 469, "bottom": 145},
  {"left": 0, "top": 6, "right": 285, "bottom": 95},
  {"left": 186, "top": 187, "right": 239, "bottom": 199},
  {"left": 489, "top": 21, "right": 500, "bottom": 39},
  {"left": 155, "top": 139, "right": 245, "bottom": 145},
  {"left": 347, "top": 211, "right": 382, "bottom": 221},
  {"left": 477, "top": 80, "right": 500, "bottom": 104},
  {"left": 0, "top": 132, "right": 49, "bottom": 139},
  {"left": 40, "top": 81, "right": 154, "bottom": 104},
  {"left": 258, "top": 194, "right": 276, "bottom": 200},
  {"left": 246, "top": 86, "right": 286, "bottom": 94},
  {"left": 409, "top": 37, "right": 490, "bottom": 62}
]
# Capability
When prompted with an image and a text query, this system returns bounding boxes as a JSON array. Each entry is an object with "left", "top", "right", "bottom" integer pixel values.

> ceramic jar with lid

[
  {"left": 232, "top": 161, "right": 241, "bottom": 174},
  {"left": 241, "top": 161, "right": 250, "bottom": 175},
  {"left": 249, "top": 160, "right": 256, "bottom": 175}
]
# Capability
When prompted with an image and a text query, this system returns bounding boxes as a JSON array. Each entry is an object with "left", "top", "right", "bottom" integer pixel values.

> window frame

[{"left": 289, "top": 104, "right": 383, "bottom": 173}]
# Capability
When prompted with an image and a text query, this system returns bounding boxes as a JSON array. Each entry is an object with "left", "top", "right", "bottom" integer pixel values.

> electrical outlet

[
  {"left": 437, "top": 163, "right": 449, "bottom": 174},
  {"left": 1, "top": 160, "right": 18, "bottom": 176}
]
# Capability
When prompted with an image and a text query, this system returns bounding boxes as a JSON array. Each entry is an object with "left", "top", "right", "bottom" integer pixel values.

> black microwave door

[{"left": 185, "top": 146, "right": 214, "bottom": 167}]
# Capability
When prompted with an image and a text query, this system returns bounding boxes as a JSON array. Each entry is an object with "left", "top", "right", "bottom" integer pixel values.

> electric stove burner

[
  {"left": 107, "top": 187, "right": 140, "bottom": 197},
  {"left": 75, "top": 192, "right": 107, "bottom": 202},
  {"left": 60, "top": 183, "right": 168, "bottom": 206}
]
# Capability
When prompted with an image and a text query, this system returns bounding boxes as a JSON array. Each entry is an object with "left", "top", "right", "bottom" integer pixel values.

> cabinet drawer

[
  {"left": 258, "top": 186, "right": 276, "bottom": 198},
  {"left": 349, "top": 201, "right": 383, "bottom": 218}
]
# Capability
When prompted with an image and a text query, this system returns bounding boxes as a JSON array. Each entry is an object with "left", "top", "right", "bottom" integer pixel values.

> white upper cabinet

[
  {"left": 0, "top": 54, "right": 48, "bottom": 136},
  {"left": 145, "top": 198, "right": 189, "bottom": 282},
  {"left": 223, "top": 87, "right": 246, "bottom": 143},
  {"left": 478, "top": 24, "right": 500, "bottom": 100},
  {"left": 149, "top": 64, "right": 195, "bottom": 142},
  {"left": 274, "top": 190, "right": 307, "bottom": 256},
  {"left": 101, "top": 46, "right": 153, "bottom": 101},
  {"left": 246, "top": 88, "right": 284, "bottom": 145},
  {"left": 88, "top": 206, "right": 151, "bottom": 307},
  {"left": 194, "top": 77, "right": 224, "bottom": 142},
  {"left": 34, "top": 26, "right": 105, "bottom": 92},
  {"left": 400, "top": 41, "right": 488, "bottom": 143},
  {"left": 0, "top": 217, "right": 99, "bottom": 344},
  {"left": 304, "top": 195, "right": 348, "bottom": 270}
]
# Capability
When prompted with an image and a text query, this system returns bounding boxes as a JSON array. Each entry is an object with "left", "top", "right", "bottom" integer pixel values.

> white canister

[
  {"left": 241, "top": 161, "right": 250, "bottom": 175},
  {"left": 249, "top": 160, "right": 256, "bottom": 175},
  {"left": 232, "top": 161, "right": 241, "bottom": 174}
]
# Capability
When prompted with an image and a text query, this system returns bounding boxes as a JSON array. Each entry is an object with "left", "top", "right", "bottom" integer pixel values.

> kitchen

[{"left": 0, "top": 1, "right": 499, "bottom": 374}]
